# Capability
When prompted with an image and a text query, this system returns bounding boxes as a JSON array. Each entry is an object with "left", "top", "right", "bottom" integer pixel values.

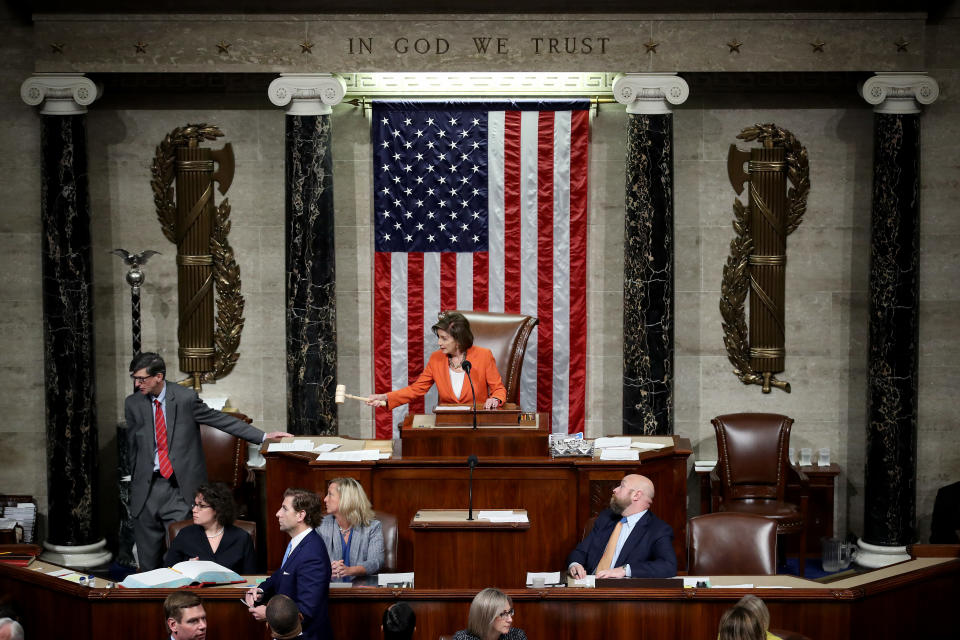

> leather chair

[
  {"left": 166, "top": 518, "right": 257, "bottom": 550},
  {"left": 448, "top": 310, "right": 538, "bottom": 406},
  {"left": 687, "top": 512, "right": 777, "bottom": 575},
  {"left": 374, "top": 510, "right": 399, "bottom": 572},
  {"left": 198, "top": 420, "right": 249, "bottom": 489},
  {"left": 710, "top": 413, "right": 809, "bottom": 576}
]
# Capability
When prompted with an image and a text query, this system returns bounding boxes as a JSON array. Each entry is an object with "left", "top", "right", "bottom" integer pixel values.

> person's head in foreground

[
  {"left": 718, "top": 604, "right": 765, "bottom": 640},
  {"left": 266, "top": 594, "right": 303, "bottom": 639},
  {"left": 467, "top": 588, "right": 516, "bottom": 640},
  {"left": 382, "top": 601, "right": 416, "bottom": 640},
  {"left": 164, "top": 592, "right": 206, "bottom": 640},
  {"left": 0, "top": 617, "right": 24, "bottom": 640}
]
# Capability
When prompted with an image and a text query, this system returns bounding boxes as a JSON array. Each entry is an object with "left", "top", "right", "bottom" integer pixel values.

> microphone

[
  {"left": 462, "top": 359, "right": 477, "bottom": 430},
  {"left": 467, "top": 454, "right": 479, "bottom": 521}
]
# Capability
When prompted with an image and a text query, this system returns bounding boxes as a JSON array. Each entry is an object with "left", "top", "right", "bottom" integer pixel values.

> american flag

[{"left": 372, "top": 100, "right": 589, "bottom": 438}]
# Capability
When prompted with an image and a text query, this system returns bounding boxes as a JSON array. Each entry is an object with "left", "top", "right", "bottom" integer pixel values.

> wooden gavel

[{"left": 334, "top": 384, "right": 386, "bottom": 407}]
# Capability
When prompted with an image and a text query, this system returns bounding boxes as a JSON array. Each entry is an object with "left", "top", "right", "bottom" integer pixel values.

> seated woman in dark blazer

[
  {"left": 163, "top": 482, "right": 256, "bottom": 574},
  {"left": 317, "top": 477, "right": 384, "bottom": 580},
  {"left": 453, "top": 588, "right": 526, "bottom": 640}
]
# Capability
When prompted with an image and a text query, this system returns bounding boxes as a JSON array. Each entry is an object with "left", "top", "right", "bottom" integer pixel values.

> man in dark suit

[
  {"left": 126, "top": 352, "right": 291, "bottom": 571},
  {"left": 246, "top": 488, "right": 333, "bottom": 640},
  {"left": 164, "top": 591, "right": 207, "bottom": 640},
  {"left": 567, "top": 474, "right": 677, "bottom": 579}
]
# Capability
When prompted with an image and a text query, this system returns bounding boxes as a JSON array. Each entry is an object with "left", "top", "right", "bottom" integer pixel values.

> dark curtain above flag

[{"left": 371, "top": 99, "right": 590, "bottom": 438}]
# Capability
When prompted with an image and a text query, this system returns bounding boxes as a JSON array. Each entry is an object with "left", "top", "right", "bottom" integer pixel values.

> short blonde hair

[
  {"left": 466, "top": 588, "right": 511, "bottom": 639},
  {"left": 329, "top": 477, "right": 375, "bottom": 528},
  {"left": 736, "top": 594, "right": 770, "bottom": 630}
]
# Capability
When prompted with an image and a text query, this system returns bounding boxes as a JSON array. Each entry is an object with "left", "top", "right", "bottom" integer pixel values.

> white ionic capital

[
  {"left": 268, "top": 73, "right": 347, "bottom": 116},
  {"left": 21, "top": 73, "right": 101, "bottom": 115},
  {"left": 612, "top": 73, "right": 689, "bottom": 115},
  {"left": 860, "top": 73, "right": 940, "bottom": 115}
]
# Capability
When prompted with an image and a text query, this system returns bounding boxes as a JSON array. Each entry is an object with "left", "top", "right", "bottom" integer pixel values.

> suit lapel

[
  {"left": 614, "top": 513, "right": 650, "bottom": 565},
  {"left": 164, "top": 382, "right": 178, "bottom": 446}
]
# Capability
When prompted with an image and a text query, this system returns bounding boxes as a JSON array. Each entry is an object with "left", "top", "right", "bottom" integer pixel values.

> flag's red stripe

[
  {"left": 536, "top": 112, "right": 555, "bottom": 415},
  {"left": 567, "top": 109, "right": 590, "bottom": 434},
  {"left": 373, "top": 252, "right": 393, "bottom": 438},
  {"left": 407, "top": 253, "right": 425, "bottom": 417},
  {"left": 440, "top": 252, "right": 458, "bottom": 312},
  {"left": 503, "top": 111, "right": 522, "bottom": 314},
  {"left": 473, "top": 251, "right": 489, "bottom": 311}
]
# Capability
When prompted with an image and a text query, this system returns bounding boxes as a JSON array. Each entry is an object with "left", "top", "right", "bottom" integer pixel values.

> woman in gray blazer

[{"left": 317, "top": 477, "right": 384, "bottom": 579}]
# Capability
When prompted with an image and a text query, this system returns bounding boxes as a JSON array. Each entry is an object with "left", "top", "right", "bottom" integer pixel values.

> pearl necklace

[{"left": 206, "top": 528, "right": 224, "bottom": 538}]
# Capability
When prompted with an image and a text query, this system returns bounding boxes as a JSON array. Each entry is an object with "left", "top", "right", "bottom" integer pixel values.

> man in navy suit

[
  {"left": 247, "top": 489, "right": 333, "bottom": 640},
  {"left": 567, "top": 474, "right": 677, "bottom": 579}
]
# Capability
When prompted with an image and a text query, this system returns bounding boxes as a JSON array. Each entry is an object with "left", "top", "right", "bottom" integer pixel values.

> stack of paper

[
  {"left": 694, "top": 460, "right": 718, "bottom": 472},
  {"left": 378, "top": 572, "right": 414, "bottom": 587},
  {"left": 478, "top": 510, "right": 528, "bottom": 523},
  {"left": 316, "top": 450, "right": 390, "bottom": 462},
  {"left": 3, "top": 503, "right": 36, "bottom": 543},
  {"left": 267, "top": 440, "right": 317, "bottom": 452},
  {"left": 599, "top": 449, "right": 639, "bottom": 461},
  {"left": 593, "top": 437, "right": 632, "bottom": 448},
  {"left": 525, "top": 572, "right": 562, "bottom": 586}
]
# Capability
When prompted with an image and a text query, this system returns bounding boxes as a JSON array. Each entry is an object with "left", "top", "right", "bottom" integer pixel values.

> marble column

[
  {"left": 269, "top": 74, "right": 346, "bottom": 436},
  {"left": 21, "top": 74, "right": 111, "bottom": 567},
  {"left": 613, "top": 73, "right": 689, "bottom": 436},
  {"left": 856, "top": 73, "right": 939, "bottom": 568}
]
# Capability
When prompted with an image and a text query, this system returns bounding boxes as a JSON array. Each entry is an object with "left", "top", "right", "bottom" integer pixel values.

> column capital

[
  {"left": 612, "top": 73, "right": 689, "bottom": 115},
  {"left": 21, "top": 73, "right": 101, "bottom": 115},
  {"left": 268, "top": 73, "right": 347, "bottom": 116},
  {"left": 860, "top": 73, "right": 939, "bottom": 115}
]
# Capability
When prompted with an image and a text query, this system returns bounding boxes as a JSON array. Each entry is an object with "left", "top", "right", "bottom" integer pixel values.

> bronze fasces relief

[
  {"left": 720, "top": 124, "right": 809, "bottom": 393},
  {"left": 151, "top": 124, "right": 245, "bottom": 391}
]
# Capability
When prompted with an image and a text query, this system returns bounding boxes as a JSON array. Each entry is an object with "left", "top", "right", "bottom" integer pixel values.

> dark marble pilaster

[
  {"left": 858, "top": 74, "right": 939, "bottom": 559},
  {"left": 613, "top": 74, "right": 689, "bottom": 436},
  {"left": 622, "top": 113, "right": 675, "bottom": 435},
  {"left": 285, "top": 113, "right": 337, "bottom": 436},
  {"left": 271, "top": 75, "right": 346, "bottom": 437},
  {"left": 40, "top": 113, "right": 101, "bottom": 546}
]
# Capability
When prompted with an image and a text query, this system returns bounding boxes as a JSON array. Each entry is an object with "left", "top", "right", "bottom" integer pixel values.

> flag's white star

[
  {"left": 461, "top": 223, "right": 468, "bottom": 230},
  {"left": 427, "top": 188, "right": 435, "bottom": 196},
  {"left": 472, "top": 188, "right": 480, "bottom": 196},
  {"left": 450, "top": 187, "right": 459, "bottom": 196},
  {"left": 427, "top": 211, "right": 435, "bottom": 219},
  {"left": 461, "top": 200, "right": 470, "bottom": 208},
  {"left": 450, "top": 140, "right": 458, "bottom": 149},
  {"left": 405, "top": 234, "right": 413, "bottom": 242},
  {"left": 471, "top": 141, "right": 480, "bottom": 150},
  {"left": 382, "top": 232, "right": 391, "bottom": 240},
  {"left": 392, "top": 176, "right": 401, "bottom": 184},
  {"left": 381, "top": 211, "right": 391, "bottom": 218},
  {"left": 449, "top": 117, "right": 458, "bottom": 125},
  {"left": 403, "top": 164, "right": 413, "bottom": 173},
  {"left": 415, "top": 176, "right": 424, "bottom": 184},
  {"left": 404, "top": 117, "right": 412, "bottom": 125},
  {"left": 461, "top": 176, "right": 470, "bottom": 184},
  {"left": 461, "top": 153, "right": 469, "bottom": 162},
  {"left": 426, "top": 117, "right": 435, "bottom": 126},
  {"left": 448, "top": 210, "right": 458, "bottom": 219},
  {"left": 472, "top": 118, "right": 480, "bottom": 126},
  {"left": 415, "top": 153, "right": 424, "bottom": 161},
  {"left": 471, "top": 165, "right": 480, "bottom": 173},
  {"left": 438, "top": 200, "right": 447, "bottom": 208},
  {"left": 439, "top": 222, "right": 447, "bottom": 231},
  {"left": 380, "top": 187, "right": 390, "bottom": 195},
  {"left": 472, "top": 234, "right": 480, "bottom": 242},
  {"left": 393, "top": 198, "right": 401, "bottom": 207},
  {"left": 394, "top": 222, "right": 401, "bottom": 229},
  {"left": 426, "top": 141, "right": 435, "bottom": 150},
  {"left": 381, "top": 117, "right": 389, "bottom": 125},
  {"left": 415, "top": 129, "right": 424, "bottom": 138},
  {"left": 459, "top": 129, "right": 469, "bottom": 138},
  {"left": 405, "top": 211, "right": 413, "bottom": 218},
  {"left": 381, "top": 140, "right": 389, "bottom": 149},
  {"left": 392, "top": 152, "right": 401, "bottom": 161},
  {"left": 438, "top": 176, "right": 446, "bottom": 184},
  {"left": 437, "top": 130, "right": 446, "bottom": 138},
  {"left": 381, "top": 164, "right": 390, "bottom": 172},
  {"left": 450, "top": 235, "right": 458, "bottom": 243},
  {"left": 404, "top": 187, "right": 413, "bottom": 195},
  {"left": 450, "top": 164, "right": 458, "bottom": 173},
  {"left": 392, "top": 129, "right": 401, "bottom": 138},
  {"left": 416, "top": 223, "right": 424, "bottom": 230},
  {"left": 427, "top": 234, "right": 435, "bottom": 242},
  {"left": 472, "top": 211, "right": 481, "bottom": 219},
  {"left": 404, "top": 141, "right": 413, "bottom": 149},
  {"left": 426, "top": 165, "right": 435, "bottom": 173},
  {"left": 415, "top": 199, "right": 424, "bottom": 207}
]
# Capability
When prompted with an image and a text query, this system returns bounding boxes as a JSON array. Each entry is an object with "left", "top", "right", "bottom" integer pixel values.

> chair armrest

[{"left": 709, "top": 467, "right": 722, "bottom": 512}]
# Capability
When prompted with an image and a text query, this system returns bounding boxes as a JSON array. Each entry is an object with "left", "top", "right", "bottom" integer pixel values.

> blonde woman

[
  {"left": 453, "top": 588, "right": 526, "bottom": 640},
  {"left": 317, "top": 477, "right": 384, "bottom": 579},
  {"left": 735, "top": 595, "right": 781, "bottom": 640}
]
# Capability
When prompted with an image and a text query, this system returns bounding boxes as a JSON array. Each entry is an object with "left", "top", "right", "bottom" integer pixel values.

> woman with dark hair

[
  {"left": 717, "top": 603, "right": 766, "bottom": 640},
  {"left": 163, "top": 482, "right": 256, "bottom": 574},
  {"left": 366, "top": 312, "right": 506, "bottom": 411},
  {"left": 453, "top": 588, "right": 526, "bottom": 640}
]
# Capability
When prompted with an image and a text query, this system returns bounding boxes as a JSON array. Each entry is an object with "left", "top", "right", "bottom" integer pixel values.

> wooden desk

[
  {"left": 400, "top": 412, "right": 550, "bottom": 457},
  {"left": 410, "top": 509, "right": 530, "bottom": 589},
  {"left": 264, "top": 436, "right": 693, "bottom": 575},
  {"left": 2, "top": 549, "right": 956, "bottom": 640},
  {"left": 697, "top": 463, "right": 841, "bottom": 556}
]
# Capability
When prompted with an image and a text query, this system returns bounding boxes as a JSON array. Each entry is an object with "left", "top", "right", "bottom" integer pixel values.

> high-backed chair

[
  {"left": 710, "top": 413, "right": 809, "bottom": 576},
  {"left": 687, "top": 512, "right": 777, "bottom": 575},
  {"left": 374, "top": 510, "right": 399, "bottom": 572},
  {"left": 167, "top": 518, "right": 257, "bottom": 550},
  {"left": 198, "top": 420, "right": 248, "bottom": 489},
  {"left": 448, "top": 309, "right": 538, "bottom": 406}
]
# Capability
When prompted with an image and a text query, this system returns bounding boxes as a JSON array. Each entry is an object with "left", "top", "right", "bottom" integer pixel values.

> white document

[
  {"left": 267, "top": 440, "right": 316, "bottom": 452},
  {"left": 313, "top": 443, "right": 340, "bottom": 452},
  {"left": 714, "top": 583, "right": 755, "bottom": 588},
  {"left": 695, "top": 459, "right": 718, "bottom": 467},
  {"left": 573, "top": 575, "right": 596, "bottom": 587},
  {"left": 480, "top": 512, "right": 529, "bottom": 523},
  {"left": 600, "top": 449, "right": 640, "bottom": 461},
  {"left": 526, "top": 572, "right": 562, "bottom": 586},
  {"left": 594, "top": 437, "right": 632, "bottom": 448},
  {"left": 631, "top": 441, "right": 668, "bottom": 450},
  {"left": 435, "top": 404, "right": 471, "bottom": 411},
  {"left": 316, "top": 450, "right": 382, "bottom": 461},
  {"left": 378, "top": 572, "right": 415, "bottom": 586}
]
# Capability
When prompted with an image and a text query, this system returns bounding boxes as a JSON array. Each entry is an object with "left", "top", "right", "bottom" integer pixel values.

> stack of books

[{"left": 2, "top": 503, "right": 36, "bottom": 543}]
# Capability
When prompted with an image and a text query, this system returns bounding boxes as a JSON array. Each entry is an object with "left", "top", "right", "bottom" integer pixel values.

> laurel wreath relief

[
  {"left": 720, "top": 124, "right": 809, "bottom": 392},
  {"left": 150, "top": 124, "right": 244, "bottom": 382}
]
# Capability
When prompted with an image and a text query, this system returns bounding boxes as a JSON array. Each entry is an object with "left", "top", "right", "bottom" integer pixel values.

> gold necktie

[{"left": 595, "top": 518, "right": 626, "bottom": 572}]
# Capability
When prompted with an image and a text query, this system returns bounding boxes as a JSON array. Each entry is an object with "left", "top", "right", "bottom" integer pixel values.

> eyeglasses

[
  {"left": 130, "top": 374, "right": 158, "bottom": 383},
  {"left": 192, "top": 502, "right": 211, "bottom": 510},
  {"left": 496, "top": 609, "right": 514, "bottom": 620}
]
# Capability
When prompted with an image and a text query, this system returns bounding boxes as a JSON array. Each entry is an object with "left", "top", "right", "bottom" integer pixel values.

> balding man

[{"left": 567, "top": 474, "right": 677, "bottom": 579}]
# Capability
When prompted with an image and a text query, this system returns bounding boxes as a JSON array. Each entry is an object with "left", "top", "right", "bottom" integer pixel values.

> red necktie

[{"left": 154, "top": 399, "right": 173, "bottom": 479}]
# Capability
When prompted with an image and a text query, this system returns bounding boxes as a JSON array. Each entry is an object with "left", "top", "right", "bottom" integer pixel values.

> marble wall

[{"left": 2, "top": 7, "right": 959, "bottom": 547}]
